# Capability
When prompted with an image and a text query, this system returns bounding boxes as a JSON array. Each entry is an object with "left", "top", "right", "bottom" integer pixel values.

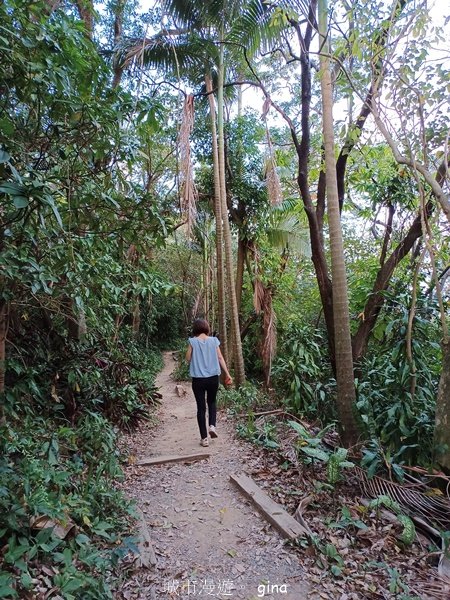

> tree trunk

[
  {"left": 291, "top": 0, "right": 409, "bottom": 374},
  {"left": 209, "top": 247, "right": 216, "bottom": 330},
  {"left": 435, "top": 339, "right": 450, "bottom": 471},
  {"left": 351, "top": 200, "right": 432, "bottom": 363},
  {"left": 65, "top": 296, "right": 85, "bottom": 341},
  {"left": 112, "top": 0, "right": 126, "bottom": 88},
  {"left": 203, "top": 234, "right": 210, "bottom": 321},
  {"left": 217, "top": 40, "right": 245, "bottom": 386},
  {"left": 206, "top": 74, "right": 228, "bottom": 361},
  {"left": 0, "top": 298, "right": 5, "bottom": 425},
  {"left": 75, "top": 0, "right": 94, "bottom": 37},
  {"left": 260, "top": 285, "right": 275, "bottom": 387},
  {"left": 235, "top": 238, "right": 246, "bottom": 316},
  {"left": 0, "top": 299, "right": 6, "bottom": 394},
  {"left": 318, "top": 0, "right": 358, "bottom": 446},
  {"left": 132, "top": 299, "right": 140, "bottom": 339}
]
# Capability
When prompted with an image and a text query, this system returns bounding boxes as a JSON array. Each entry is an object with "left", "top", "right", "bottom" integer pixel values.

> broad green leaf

[
  {"left": 299, "top": 447, "right": 329, "bottom": 462},
  {"left": 13, "top": 196, "right": 28, "bottom": 209}
]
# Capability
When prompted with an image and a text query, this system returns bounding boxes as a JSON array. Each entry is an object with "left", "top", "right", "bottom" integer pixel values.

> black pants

[{"left": 192, "top": 376, "right": 219, "bottom": 439}]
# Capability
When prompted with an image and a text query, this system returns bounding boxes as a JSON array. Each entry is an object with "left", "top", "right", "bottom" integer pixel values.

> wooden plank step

[
  {"left": 135, "top": 508, "right": 157, "bottom": 568},
  {"left": 230, "top": 473, "right": 309, "bottom": 540},
  {"left": 137, "top": 452, "right": 210, "bottom": 466}
]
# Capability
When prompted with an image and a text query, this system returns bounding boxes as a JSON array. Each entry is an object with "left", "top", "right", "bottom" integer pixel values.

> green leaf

[
  {"left": 0, "top": 182, "right": 26, "bottom": 196},
  {"left": 43, "top": 196, "right": 63, "bottom": 228},
  {"left": 61, "top": 578, "right": 84, "bottom": 593},
  {"left": 13, "top": 196, "right": 29, "bottom": 209},
  {"left": 264, "top": 439, "right": 279, "bottom": 449},
  {"left": 0, "top": 119, "right": 14, "bottom": 136},
  {"left": 287, "top": 420, "right": 309, "bottom": 438},
  {"left": 299, "top": 447, "right": 329, "bottom": 462},
  {"left": 20, "top": 572, "right": 33, "bottom": 590},
  {"left": 334, "top": 448, "right": 348, "bottom": 462}
]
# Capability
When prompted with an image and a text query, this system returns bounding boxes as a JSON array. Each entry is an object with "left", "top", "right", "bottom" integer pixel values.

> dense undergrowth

[
  {"left": 0, "top": 336, "right": 162, "bottom": 598},
  {"left": 224, "top": 288, "right": 442, "bottom": 473},
  {"left": 0, "top": 2, "right": 171, "bottom": 595}
]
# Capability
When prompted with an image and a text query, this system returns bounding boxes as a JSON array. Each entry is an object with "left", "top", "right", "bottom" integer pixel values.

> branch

[
  {"left": 352, "top": 198, "right": 433, "bottom": 362},
  {"left": 333, "top": 0, "right": 410, "bottom": 210},
  {"left": 241, "top": 48, "right": 302, "bottom": 155},
  {"left": 379, "top": 203, "right": 395, "bottom": 266},
  {"left": 371, "top": 101, "right": 450, "bottom": 223},
  {"left": 74, "top": 0, "right": 94, "bottom": 37}
]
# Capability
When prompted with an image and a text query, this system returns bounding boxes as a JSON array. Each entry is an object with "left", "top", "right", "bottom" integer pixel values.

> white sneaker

[
  {"left": 200, "top": 438, "right": 209, "bottom": 447},
  {"left": 209, "top": 426, "right": 218, "bottom": 438}
]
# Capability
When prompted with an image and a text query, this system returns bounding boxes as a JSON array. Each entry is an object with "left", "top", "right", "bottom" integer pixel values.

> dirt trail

[{"left": 121, "top": 352, "right": 311, "bottom": 600}]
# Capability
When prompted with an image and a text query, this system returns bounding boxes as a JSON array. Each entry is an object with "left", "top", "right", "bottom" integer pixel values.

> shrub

[{"left": 271, "top": 324, "right": 335, "bottom": 421}]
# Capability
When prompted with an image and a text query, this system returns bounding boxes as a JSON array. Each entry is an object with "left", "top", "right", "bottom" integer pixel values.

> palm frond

[
  {"left": 162, "top": 0, "right": 226, "bottom": 29},
  {"left": 278, "top": 0, "right": 311, "bottom": 20},
  {"left": 227, "top": 0, "right": 290, "bottom": 57},
  {"left": 162, "top": 0, "right": 205, "bottom": 28},
  {"left": 115, "top": 33, "right": 218, "bottom": 77},
  {"left": 271, "top": 196, "right": 303, "bottom": 215},
  {"left": 265, "top": 210, "right": 311, "bottom": 256}
]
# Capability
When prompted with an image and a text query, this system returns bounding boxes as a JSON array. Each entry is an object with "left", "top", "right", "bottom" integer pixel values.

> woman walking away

[{"left": 186, "top": 319, "right": 232, "bottom": 447}]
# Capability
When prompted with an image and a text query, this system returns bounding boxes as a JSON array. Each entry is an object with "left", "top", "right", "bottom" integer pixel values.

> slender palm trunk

[
  {"left": 235, "top": 77, "right": 245, "bottom": 318},
  {"left": 435, "top": 339, "right": 450, "bottom": 470},
  {"left": 209, "top": 247, "right": 216, "bottom": 330},
  {"left": 202, "top": 231, "right": 210, "bottom": 319},
  {"left": 235, "top": 239, "right": 246, "bottom": 315},
  {"left": 206, "top": 74, "right": 228, "bottom": 361},
  {"left": 132, "top": 301, "right": 140, "bottom": 339},
  {"left": 319, "top": 0, "right": 358, "bottom": 446},
  {"left": 0, "top": 298, "right": 6, "bottom": 395},
  {"left": 217, "top": 40, "right": 245, "bottom": 385},
  {"left": 112, "top": 0, "right": 126, "bottom": 88}
]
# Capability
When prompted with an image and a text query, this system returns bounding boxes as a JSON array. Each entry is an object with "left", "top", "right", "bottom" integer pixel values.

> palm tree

[
  {"left": 318, "top": 0, "right": 358, "bottom": 446},
  {"left": 435, "top": 339, "right": 450, "bottom": 469},
  {"left": 205, "top": 73, "right": 229, "bottom": 363},
  {"left": 117, "top": 0, "right": 253, "bottom": 382},
  {"left": 215, "top": 32, "right": 246, "bottom": 384}
]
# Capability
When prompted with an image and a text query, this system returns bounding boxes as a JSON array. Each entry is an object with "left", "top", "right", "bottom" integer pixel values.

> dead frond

[
  {"left": 253, "top": 277, "right": 265, "bottom": 314},
  {"left": 179, "top": 94, "right": 197, "bottom": 235},
  {"left": 266, "top": 157, "right": 282, "bottom": 206},
  {"left": 260, "top": 287, "right": 276, "bottom": 386},
  {"left": 261, "top": 97, "right": 282, "bottom": 206},
  {"left": 356, "top": 465, "right": 450, "bottom": 532},
  {"left": 262, "top": 95, "right": 271, "bottom": 119},
  {"left": 264, "top": 126, "right": 282, "bottom": 206}
]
